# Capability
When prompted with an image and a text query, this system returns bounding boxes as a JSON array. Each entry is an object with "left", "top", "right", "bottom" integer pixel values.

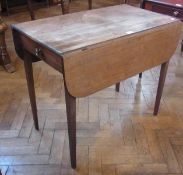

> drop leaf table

[{"left": 12, "top": 5, "right": 181, "bottom": 168}]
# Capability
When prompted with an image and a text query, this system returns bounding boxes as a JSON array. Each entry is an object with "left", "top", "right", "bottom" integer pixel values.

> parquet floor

[{"left": 1, "top": 0, "right": 183, "bottom": 174}]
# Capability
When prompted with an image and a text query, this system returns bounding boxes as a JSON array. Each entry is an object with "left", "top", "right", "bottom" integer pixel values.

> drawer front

[
  {"left": 145, "top": 2, "right": 183, "bottom": 20},
  {"left": 21, "top": 35, "right": 63, "bottom": 73}
]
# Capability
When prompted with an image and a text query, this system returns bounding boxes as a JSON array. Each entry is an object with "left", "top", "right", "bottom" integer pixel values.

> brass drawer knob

[
  {"left": 173, "top": 11, "right": 179, "bottom": 17},
  {"left": 35, "top": 48, "right": 43, "bottom": 58}
]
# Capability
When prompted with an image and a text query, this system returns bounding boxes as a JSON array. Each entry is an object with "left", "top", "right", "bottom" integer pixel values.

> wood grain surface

[
  {"left": 64, "top": 22, "right": 181, "bottom": 97},
  {"left": 12, "top": 5, "right": 180, "bottom": 54}
]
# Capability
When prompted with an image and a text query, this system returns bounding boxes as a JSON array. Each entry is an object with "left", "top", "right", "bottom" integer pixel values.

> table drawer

[
  {"left": 149, "top": 3, "right": 183, "bottom": 20},
  {"left": 21, "top": 34, "right": 63, "bottom": 73}
]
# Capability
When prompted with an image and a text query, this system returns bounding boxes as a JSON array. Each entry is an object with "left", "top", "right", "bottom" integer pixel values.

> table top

[
  {"left": 144, "top": 0, "right": 183, "bottom": 8},
  {"left": 12, "top": 4, "right": 179, "bottom": 56}
]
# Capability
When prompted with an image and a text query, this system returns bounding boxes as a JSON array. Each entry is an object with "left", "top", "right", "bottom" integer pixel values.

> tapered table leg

[
  {"left": 88, "top": 0, "right": 92, "bottom": 9},
  {"left": 27, "top": 0, "right": 35, "bottom": 20},
  {"left": 64, "top": 86, "right": 76, "bottom": 169},
  {"left": 139, "top": 72, "right": 142, "bottom": 78},
  {"left": 60, "top": 0, "right": 70, "bottom": 14},
  {"left": 60, "top": 0, "right": 66, "bottom": 15},
  {"left": 181, "top": 39, "right": 183, "bottom": 53},
  {"left": 60, "top": 0, "right": 66, "bottom": 14},
  {"left": 154, "top": 61, "right": 169, "bottom": 115},
  {"left": 115, "top": 82, "right": 120, "bottom": 92},
  {"left": 24, "top": 50, "right": 39, "bottom": 130}
]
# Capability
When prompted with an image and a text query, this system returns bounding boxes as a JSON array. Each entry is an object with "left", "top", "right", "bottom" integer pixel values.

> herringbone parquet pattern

[{"left": 1, "top": 1, "right": 183, "bottom": 174}]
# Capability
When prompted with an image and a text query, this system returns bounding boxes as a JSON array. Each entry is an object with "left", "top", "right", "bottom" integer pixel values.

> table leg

[
  {"left": 153, "top": 61, "right": 169, "bottom": 115},
  {"left": 88, "top": 0, "right": 92, "bottom": 9},
  {"left": 46, "top": 0, "right": 50, "bottom": 7},
  {"left": 115, "top": 82, "right": 120, "bottom": 92},
  {"left": 27, "top": 0, "right": 35, "bottom": 20},
  {"left": 116, "top": 73, "right": 142, "bottom": 92},
  {"left": 64, "top": 86, "right": 76, "bottom": 169},
  {"left": 140, "top": 0, "right": 145, "bottom": 8},
  {"left": 23, "top": 50, "right": 39, "bottom": 130},
  {"left": 139, "top": 73, "right": 142, "bottom": 78},
  {"left": 181, "top": 39, "right": 183, "bottom": 53},
  {"left": 60, "top": 0, "right": 66, "bottom": 14}
]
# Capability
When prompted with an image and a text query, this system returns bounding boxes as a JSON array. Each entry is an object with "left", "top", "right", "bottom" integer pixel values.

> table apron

[{"left": 21, "top": 34, "right": 63, "bottom": 73}]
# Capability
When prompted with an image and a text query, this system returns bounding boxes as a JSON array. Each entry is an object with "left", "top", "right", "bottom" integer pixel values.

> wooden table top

[
  {"left": 144, "top": 0, "right": 183, "bottom": 8},
  {"left": 12, "top": 4, "right": 179, "bottom": 55}
]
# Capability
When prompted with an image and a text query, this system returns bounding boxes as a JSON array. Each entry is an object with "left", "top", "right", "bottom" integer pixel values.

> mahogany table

[
  {"left": 12, "top": 5, "right": 181, "bottom": 168},
  {"left": 141, "top": 0, "right": 183, "bottom": 51}
]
